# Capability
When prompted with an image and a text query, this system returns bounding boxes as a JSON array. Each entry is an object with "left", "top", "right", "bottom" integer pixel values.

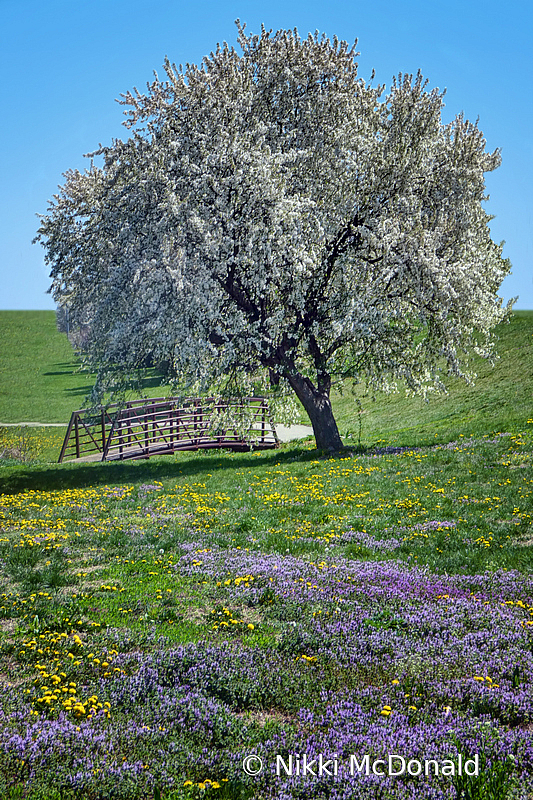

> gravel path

[
  {"left": 0, "top": 421, "right": 315, "bottom": 442},
  {"left": 274, "top": 424, "right": 314, "bottom": 442},
  {"left": 0, "top": 422, "right": 67, "bottom": 427}
]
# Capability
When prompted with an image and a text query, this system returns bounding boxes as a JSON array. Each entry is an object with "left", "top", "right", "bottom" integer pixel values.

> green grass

[
  {"left": 332, "top": 311, "right": 533, "bottom": 447},
  {"left": 0, "top": 311, "right": 168, "bottom": 424},
  {"left": 1, "top": 427, "right": 532, "bottom": 574},
  {"left": 0, "top": 426, "right": 532, "bottom": 798},
  {"left": 0, "top": 311, "right": 91, "bottom": 423}
]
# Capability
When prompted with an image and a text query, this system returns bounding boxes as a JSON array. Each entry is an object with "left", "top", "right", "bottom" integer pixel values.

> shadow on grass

[
  {"left": 138, "top": 375, "right": 169, "bottom": 390},
  {"left": 0, "top": 438, "right": 437, "bottom": 495},
  {"left": 64, "top": 386, "right": 94, "bottom": 396},
  {"left": 0, "top": 446, "right": 311, "bottom": 494}
]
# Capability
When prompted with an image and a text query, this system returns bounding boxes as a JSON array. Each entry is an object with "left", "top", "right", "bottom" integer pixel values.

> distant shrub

[{"left": 0, "top": 426, "right": 42, "bottom": 463}]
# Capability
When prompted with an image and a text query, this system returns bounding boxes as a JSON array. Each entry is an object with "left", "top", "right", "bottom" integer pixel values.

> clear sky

[{"left": 1, "top": 0, "right": 531, "bottom": 310}]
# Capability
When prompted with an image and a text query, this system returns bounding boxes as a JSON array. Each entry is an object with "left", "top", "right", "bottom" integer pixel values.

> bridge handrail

[{"left": 58, "top": 396, "right": 279, "bottom": 462}]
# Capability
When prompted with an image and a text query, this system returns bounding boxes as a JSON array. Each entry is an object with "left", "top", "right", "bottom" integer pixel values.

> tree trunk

[{"left": 286, "top": 372, "right": 344, "bottom": 452}]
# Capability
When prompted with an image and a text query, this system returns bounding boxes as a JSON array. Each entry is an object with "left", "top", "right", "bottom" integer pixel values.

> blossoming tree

[{"left": 36, "top": 22, "right": 512, "bottom": 451}]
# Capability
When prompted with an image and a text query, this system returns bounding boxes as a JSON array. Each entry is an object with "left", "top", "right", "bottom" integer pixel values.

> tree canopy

[{"left": 36, "top": 21, "right": 513, "bottom": 450}]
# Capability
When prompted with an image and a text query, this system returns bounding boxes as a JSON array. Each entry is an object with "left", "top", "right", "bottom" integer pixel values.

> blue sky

[{"left": 1, "top": 0, "right": 531, "bottom": 309}]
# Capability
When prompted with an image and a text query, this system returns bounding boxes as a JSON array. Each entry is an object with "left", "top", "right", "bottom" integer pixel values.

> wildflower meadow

[
  {"left": 2, "top": 8, "right": 532, "bottom": 796},
  {"left": 1, "top": 422, "right": 532, "bottom": 799}
]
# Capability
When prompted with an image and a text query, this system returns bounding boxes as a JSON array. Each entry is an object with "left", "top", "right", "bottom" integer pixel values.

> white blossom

[{"left": 35, "top": 22, "right": 513, "bottom": 450}]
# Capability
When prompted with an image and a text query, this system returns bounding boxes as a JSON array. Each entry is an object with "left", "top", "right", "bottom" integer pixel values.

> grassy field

[{"left": 0, "top": 312, "right": 532, "bottom": 799}]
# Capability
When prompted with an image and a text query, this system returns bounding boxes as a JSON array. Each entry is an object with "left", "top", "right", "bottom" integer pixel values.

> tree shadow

[
  {"left": 43, "top": 370, "right": 84, "bottom": 377},
  {"left": 64, "top": 386, "right": 94, "bottom": 396},
  {"left": 0, "top": 444, "right": 322, "bottom": 495},
  {"left": 0, "top": 435, "right": 440, "bottom": 496}
]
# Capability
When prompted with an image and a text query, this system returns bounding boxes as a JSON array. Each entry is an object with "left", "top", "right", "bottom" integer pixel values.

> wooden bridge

[{"left": 58, "top": 396, "right": 279, "bottom": 463}]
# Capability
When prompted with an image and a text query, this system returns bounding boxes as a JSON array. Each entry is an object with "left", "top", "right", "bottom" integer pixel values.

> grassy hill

[
  {"left": 0, "top": 310, "right": 532, "bottom": 446},
  {"left": 0, "top": 311, "right": 163, "bottom": 424},
  {"left": 0, "top": 311, "right": 91, "bottom": 423},
  {"left": 331, "top": 310, "right": 533, "bottom": 447}
]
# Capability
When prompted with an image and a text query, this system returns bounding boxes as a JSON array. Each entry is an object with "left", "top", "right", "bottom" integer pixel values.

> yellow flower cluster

[
  {"left": 472, "top": 675, "right": 500, "bottom": 689},
  {"left": 183, "top": 778, "right": 228, "bottom": 790},
  {"left": 31, "top": 674, "right": 111, "bottom": 719},
  {"left": 17, "top": 629, "right": 124, "bottom": 719},
  {"left": 249, "top": 463, "right": 380, "bottom": 510},
  {"left": 216, "top": 574, "right": 254, "bottom": 588},
  {"left": 1, "top": 590, "right": 52, "bottom": 617},
  {"left": 210, "top": 606, "right": 254, "bottom": 632},
  {"left": 150, "top": 483, "right": 231, "bottom": 531},
  {"left": 25, "top": 635, "right": 115, "bottom": 719}
]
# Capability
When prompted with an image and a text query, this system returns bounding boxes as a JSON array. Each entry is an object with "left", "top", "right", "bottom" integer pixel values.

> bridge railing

[
  {"left": 58, "top": 396, "right": 279, "bottom": 463},
  {"left": 58, "top": 406, "right": 117, "bottom": 463}
]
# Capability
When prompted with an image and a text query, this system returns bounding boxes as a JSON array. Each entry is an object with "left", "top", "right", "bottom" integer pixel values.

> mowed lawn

[{"left": 0, "top": 311, "right": 532, "bottom": 799}]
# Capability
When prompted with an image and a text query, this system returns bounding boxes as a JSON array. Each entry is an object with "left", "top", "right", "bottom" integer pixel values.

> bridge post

[
  {"left": 74, "top": 414, "right": 80, "bottom": 459},
  {"left": 58, "top": 413, "right": 75, "bottom": 463},
  {"left": 170, "top": 401, "right": 176, "bottom": 449},
  {"left": 118, "top": 415, "right": 123, "bottom": 459},
  {"left": 127, "top": 403, "right": 132, "bottom": 450},
  {"left": 144, "top": 405, "right": 149, "bottom": 454},
  {"left": 194, "top": 401, "right": 198, "bottom": 445},
  {"left": 101, "top": 410, "right": 106, "bottom": 451}
]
